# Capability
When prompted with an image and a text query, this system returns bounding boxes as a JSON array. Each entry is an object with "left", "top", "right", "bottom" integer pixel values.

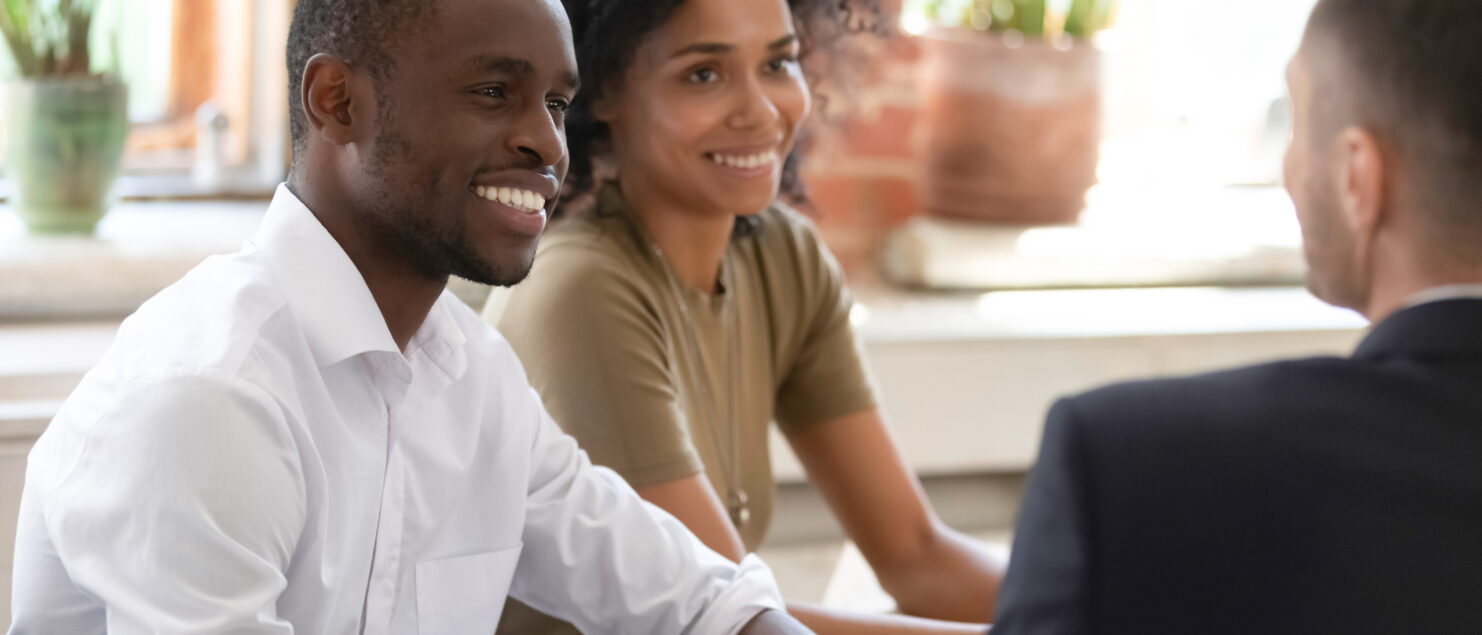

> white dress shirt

[
  {"left": 1404, "top": 284, "right": 1482, "bottom": 308},
  {"left": 10, "top": 185, "right": 784, "bottom": 634}
]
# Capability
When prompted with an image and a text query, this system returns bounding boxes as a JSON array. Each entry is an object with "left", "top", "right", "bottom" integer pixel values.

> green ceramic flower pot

[{"left": 5, "top": 77, "right": 129, "bottom": 235}]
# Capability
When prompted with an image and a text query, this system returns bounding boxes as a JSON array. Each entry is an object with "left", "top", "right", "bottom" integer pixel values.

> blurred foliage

[
  {"left": 0, "top": 0, "right": 101, "bottom": 77},
  {"left": 921, "top": 0, "right": 1117, "bottom": 40}
]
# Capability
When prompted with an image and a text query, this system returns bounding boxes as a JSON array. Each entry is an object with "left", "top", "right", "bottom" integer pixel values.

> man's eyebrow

[
  {"left": 768, "top": 34, "right": 798, "bottom": 50},
  {"left": 467, "top": 55, "right": 579, "bottom": 92},
  {"left": 468, "top": 55, "right": 535, "bottom": 77}
]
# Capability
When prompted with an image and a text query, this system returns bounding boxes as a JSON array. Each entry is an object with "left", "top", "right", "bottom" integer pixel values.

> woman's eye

[
  {"left": 547, "top": 98, "right": 570, "bottom": 113},
  {"left": 688, "top": 67, "right": 718, "bottom": 84},
  {"left": 766, "top": 56, "right": 799, "bottom": 74}
]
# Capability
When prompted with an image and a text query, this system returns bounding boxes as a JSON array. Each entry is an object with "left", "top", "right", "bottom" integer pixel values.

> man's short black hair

[
  {"left": 1307, "top": 0, "right": 1482, "bottom": 256},
  {"left": 285, "top": 0, "right": 434, "bottom": 157}
]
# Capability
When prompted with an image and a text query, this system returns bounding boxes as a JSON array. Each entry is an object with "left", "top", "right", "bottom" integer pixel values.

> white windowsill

[{"left": 1, "top": 196, "right": 1369, "bottom": 479}]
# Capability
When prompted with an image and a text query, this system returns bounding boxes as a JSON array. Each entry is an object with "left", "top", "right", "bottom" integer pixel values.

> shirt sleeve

[
  {"left": 509, "top": 387, "right": 786, "bottom": 634},
  {"left": 497, "top": 246, "right": 702, "bottom": 487},
  {"left": 42, "top": 373, "right": 305, "bottom": 633},
  {"left": 773, "top": 211, "right": 878, "bottom": 429}
]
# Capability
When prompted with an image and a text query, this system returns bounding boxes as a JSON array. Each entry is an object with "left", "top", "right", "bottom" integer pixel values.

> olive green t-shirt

[{"left": 488, "top": 184, "right": 876, "bottom": 633}]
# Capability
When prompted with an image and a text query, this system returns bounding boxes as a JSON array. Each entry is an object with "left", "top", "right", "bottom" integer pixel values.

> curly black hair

[
  {"left": 559, "top": 0, "right": 883, "bottom": 207},
  {"left": 285, "top": 0, "right": 434, "bottom": 158}
]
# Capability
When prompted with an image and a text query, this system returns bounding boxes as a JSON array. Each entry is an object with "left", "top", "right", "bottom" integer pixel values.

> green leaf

[
  {"left": 0, "top": 0, "right": 98, "bottom": 76},
  {"left": 1090, "top": 0, "right": 1116, "bottom": 33},
  {"left": 1065, "top": 0, "right": 1116, "bottom": 39},
  {"left": 1014, "top": 0, "right": 1046, "bottom": 37},
  {"left": 988, "top": 0, "right": 1017, "bottom": 32},
  {"left": 0, "top": 0, "right": 39, "bottom": 76},
  {"left": 65, "top": 1, "right": 91, "bottom": 73},
  {"left": 1064, "top": 0, "right": 1094, "bottom": 38}
]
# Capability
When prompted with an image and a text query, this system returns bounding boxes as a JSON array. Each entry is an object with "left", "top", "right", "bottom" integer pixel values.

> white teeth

[
  {"left": 472, "top": 185, "right": 546, "bottom": 212},
  {"left": 711, "top": 151, "right": 777, "bottom": 170}
]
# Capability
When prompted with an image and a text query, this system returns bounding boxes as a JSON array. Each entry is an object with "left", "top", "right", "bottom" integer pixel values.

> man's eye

[
  {"left": 477, "top": 86, "right": 508, "bottom": 100},
  {"left": 547, "top": 98, "right": 570, "bottom": 113}
]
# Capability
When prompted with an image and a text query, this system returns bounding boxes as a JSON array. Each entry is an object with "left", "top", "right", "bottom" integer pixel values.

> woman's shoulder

[
  {"left": 757, "top": 199, "right": 821, "bottom": 235},
  {"left": 498, "top": 206, "right": 666, "bottom": 330},
  {"left": 530, "top": 207, "right": 655, "bottom": 281},
  {"left": 750, "top": 200, "right": 837, "bottom": 271}
]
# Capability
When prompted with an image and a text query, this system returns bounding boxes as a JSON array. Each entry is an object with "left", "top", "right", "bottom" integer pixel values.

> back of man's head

[
  {"left": 1304, "top": 0, "right": 1482, "bottom": 263},
  {"left": 285, "top": 0, "right": 433, "bottom": 161}
]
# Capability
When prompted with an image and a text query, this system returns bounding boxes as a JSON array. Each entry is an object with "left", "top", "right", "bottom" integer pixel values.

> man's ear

[
  {"left": 1335, "top": 126, "right": 1387, "bottom": 237},
  {"left": 300, "top": 53, "right": 371, "bottom": 146}
]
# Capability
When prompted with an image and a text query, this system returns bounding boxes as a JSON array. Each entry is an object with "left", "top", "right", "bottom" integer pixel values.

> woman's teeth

[
  {"left": 709, "top": 151, "right": 778, "bottom": 170},
  {"left": 473, "top": 186, "right": 545, "bottom": 213}
]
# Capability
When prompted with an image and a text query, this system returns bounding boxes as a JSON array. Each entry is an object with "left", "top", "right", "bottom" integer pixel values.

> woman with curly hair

[{"left": 490, "top": 1, "right": 1001, "bottom": 632}]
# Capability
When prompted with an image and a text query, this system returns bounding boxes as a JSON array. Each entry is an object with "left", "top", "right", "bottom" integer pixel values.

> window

[
  {"left": 901, "top": 0, "right": 1318, "bottom": 188},
  {"left": 0, "top": 0, "right": 293, "bottom": 198},
  {"left": 1094, "top": 0, "right": 1317, "bottom": 188}
]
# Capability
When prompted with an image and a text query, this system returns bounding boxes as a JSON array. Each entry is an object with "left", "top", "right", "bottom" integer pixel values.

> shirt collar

[
  {"left": 411, "top": 295, "right": 469, "bottom": 380},
  {"left": 1403, "top": 284, "right": 1482, "bottom": 309},
  {"left": 251, "top": 184, "right": 401, "bottom": 367}
]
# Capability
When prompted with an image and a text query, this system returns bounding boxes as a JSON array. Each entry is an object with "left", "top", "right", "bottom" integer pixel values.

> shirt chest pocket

[{"left": 415, "top": 543, "right": 523, "bottom": 635}]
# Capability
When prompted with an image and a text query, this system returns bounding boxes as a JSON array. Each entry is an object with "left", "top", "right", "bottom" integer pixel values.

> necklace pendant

[{"left": 726, "top": 489, "right": 750, "bottom": 529}]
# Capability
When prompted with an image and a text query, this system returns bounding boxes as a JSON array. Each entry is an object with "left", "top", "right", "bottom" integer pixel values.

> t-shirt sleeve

[
  {"left": 773, "top": 211, "right": 878, "bottom": 430},
  {"left": 495, "top": 244, "right": 703, "bottom": 488}
]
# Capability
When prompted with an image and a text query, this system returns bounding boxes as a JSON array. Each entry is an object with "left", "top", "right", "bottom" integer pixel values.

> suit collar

[{"left": 1353, "top": 298, "right": 1482, "bottom": 361}]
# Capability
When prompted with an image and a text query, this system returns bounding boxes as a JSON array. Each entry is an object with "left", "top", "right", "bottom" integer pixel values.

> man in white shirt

[
  {"left": 993, "top": 1, "right": 1482, "bottom": 633},
  {"left": 8, "top": 0, "right": 809, "bottom": 632}
]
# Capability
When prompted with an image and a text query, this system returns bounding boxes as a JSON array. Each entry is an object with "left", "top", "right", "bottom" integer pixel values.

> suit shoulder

[{"left": 1060, "top": 355, "right": 1355, "bottom": 432}]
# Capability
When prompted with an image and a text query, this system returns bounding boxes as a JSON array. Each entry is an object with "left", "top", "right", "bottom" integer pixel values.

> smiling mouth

[
  {"left": 706, "top": 150, "right": 779, "bottom": 170},
  {"left": 472, "top": 185, "right": 546, "bottom": 213}
]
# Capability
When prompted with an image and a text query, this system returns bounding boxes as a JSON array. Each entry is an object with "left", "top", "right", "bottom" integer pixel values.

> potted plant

[
  {"left": 913, "top": 0, "right": 1115, "bottom": 225},
  {"left": 1, "top": 0, "right": 127, "bottom": 234}
]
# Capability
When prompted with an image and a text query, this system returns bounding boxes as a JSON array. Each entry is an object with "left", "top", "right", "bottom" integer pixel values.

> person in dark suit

[{"left": 991, "top": 1, "right": 1482, "bottom": 633}]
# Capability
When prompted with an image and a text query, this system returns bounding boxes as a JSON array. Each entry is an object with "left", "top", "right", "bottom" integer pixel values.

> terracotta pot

[{"left": 919, "top": 30, "right": 1101, "bottom": 225}]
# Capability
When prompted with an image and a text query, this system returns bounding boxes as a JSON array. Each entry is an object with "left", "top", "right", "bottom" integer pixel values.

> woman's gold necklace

[{"left": 650, "top": 244, "right": 750, "bottom": 530}]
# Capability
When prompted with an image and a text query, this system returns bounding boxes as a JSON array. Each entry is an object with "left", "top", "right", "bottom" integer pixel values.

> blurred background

[{"left": 0, "top": 0, "right": 1370, "bottom": 624}]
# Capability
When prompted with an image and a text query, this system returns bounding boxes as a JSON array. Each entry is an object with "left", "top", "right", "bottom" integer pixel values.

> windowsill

[
  {"left": 0, "top": 172, "right": 280, "bottom": 204},
  {"left": 0, "top": 187, "right": 1358, "bottom": 328},
  {"left": 880, "top": 184, "right": 1310, "bottom": 290},
  {"left": 0, "top": 199, "right": 266, "bottom": 321},
  {"left": 1, "top": 197, "right": 1368, "bottom": 479}
]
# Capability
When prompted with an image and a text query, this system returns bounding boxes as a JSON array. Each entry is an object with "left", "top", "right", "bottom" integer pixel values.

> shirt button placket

[{"left": 361, "top": 355, "right": 413, "bottom": 634}]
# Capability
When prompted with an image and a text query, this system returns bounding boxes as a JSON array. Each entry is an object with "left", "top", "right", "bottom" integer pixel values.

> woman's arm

[
  {"left": 636, "top": 474, "right": 749, "bottom": 561},
  {"left": 784, "top": 407, "right": 1005, "bottom": 623},
  {"left": 635, "top": 473, "right": 992, "bottom": 633},
  {"left": 787, "top": 604, "right": 987, "bottom": 634}
]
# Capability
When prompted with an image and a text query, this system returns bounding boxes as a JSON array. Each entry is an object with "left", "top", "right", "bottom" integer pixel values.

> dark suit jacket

[{"left": 992, "top": 298, "right": 1482, "bottom": 635}]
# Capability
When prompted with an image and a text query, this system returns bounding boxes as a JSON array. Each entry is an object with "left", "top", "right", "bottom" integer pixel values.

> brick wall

[{"left": 800, "top": 1, "right": 926, "bottom": 273}]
